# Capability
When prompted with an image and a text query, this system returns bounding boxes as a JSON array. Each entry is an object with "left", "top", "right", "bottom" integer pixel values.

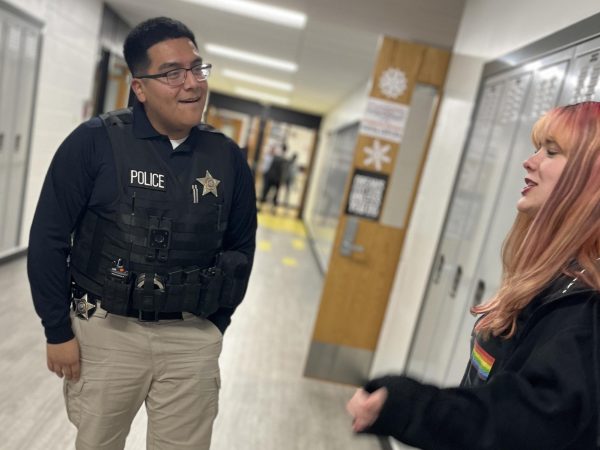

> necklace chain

[
  {"left": 561, "top": 258, "right": 600, "bottom": 295},
  {"left": 562, "top": 275, "right": 581, "bottom": 294}
]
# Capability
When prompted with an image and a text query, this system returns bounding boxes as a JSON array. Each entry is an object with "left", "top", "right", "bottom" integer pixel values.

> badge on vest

[
  {"left": 129, "top": 169, "right": 166, "bottom": 191},
  {"left": 192, "top": 170, "right": 220, "bottom": 202}
]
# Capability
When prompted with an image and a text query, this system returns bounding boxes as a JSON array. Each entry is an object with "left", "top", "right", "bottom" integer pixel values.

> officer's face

[{"left": 132, "top": 37, "right": 207, "bottom": 139}]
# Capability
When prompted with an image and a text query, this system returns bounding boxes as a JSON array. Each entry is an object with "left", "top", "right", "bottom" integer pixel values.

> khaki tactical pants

[{"left": 64, "top": 303, "right": 222, "bottom": 450}]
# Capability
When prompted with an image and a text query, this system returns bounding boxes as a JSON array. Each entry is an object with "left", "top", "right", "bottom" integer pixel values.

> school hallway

[
  {"left": 0, "top": 212, "right": 382, "bottom": 450},
  {"left": 6, "top": 1, "right": 600, "bottom": 449}
]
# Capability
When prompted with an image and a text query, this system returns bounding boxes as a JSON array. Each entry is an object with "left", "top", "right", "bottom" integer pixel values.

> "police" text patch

[{"left": 129, "top": 169, "right": 166, "bottom": 191}]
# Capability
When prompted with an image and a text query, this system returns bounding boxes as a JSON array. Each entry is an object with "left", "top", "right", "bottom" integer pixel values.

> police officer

[{"left": 28, "top": 17, "right": 256, "bottom": 450}]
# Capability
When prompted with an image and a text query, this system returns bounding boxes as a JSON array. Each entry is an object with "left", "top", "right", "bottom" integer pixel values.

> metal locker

[
  {"left": 443, "top": 51, "right": 573, "bottom": 386},
  {"left": 0, "top": 17, "right": 21, "bottom": 253},
  {"left": 0, "top": 15, "right": 6, "bottom": 245},
  {"left": 559, "top": 35, "right": 600, "bottom": 105},
  {"left": 418, "top": 70, "right": 533, "bottom": 385},
  {"left": 2, "top": 26, "right": 40, "bottom": 249},
  {"left": 404, "top": 79, "right": 505, "bottom": 380}
]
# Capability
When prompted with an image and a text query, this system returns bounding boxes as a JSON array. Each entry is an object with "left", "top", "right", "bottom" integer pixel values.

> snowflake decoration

[
  {"left": 378, "top": 68, "right": 407, "bottom": 99},
  {"left": 363, "top": 140, "right": 391, "bottom": 171}
]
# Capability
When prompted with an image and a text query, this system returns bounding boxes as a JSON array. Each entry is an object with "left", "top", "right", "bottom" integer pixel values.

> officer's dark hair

[{"left": 123, "top": 17, "right": 197, "bottom": 76}]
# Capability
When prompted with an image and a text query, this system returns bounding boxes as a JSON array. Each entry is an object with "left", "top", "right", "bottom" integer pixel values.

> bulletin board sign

[
  {"left": 345, "top": 169, "right": 388, "bottom": 220},
  {"left": 359, "top": 96, "right": 410, "bottom": 144}
]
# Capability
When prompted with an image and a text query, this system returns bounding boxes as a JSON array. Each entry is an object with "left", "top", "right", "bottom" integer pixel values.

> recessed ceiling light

[
  {"left": 182, "top": 0, "right": 306, "bottom": 29},
  {"left": 205, "top": 44, "right": 298, "bottom": 72},
  {"left": 223, "top": 69, "right": 293, "bottom": 92},
  {"left": 234, "top": 87, "right": 290, "bottom": 105}
]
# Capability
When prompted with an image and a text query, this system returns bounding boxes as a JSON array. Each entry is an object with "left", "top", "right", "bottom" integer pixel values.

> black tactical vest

[{"left": 70, "top": 108, "right": 233, "bottom": 317}]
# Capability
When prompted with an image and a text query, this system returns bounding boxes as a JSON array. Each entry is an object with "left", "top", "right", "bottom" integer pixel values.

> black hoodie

[{"left": 362, "top": 276, "right": 600, "bottom": 449}]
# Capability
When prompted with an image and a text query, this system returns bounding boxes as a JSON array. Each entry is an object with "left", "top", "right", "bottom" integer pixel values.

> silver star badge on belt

[
  {"left": 197, "top": 170, "right": 220, "bottom": 197},
  {"left": 74, "top": 295, "right": 96, "bottom": 320}
]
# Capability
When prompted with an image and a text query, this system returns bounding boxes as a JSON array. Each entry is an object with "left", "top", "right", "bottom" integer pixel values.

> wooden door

[
  {"left": 305, "top": 36, "right": 450, "bottom": 385},
  {"left": 205, "top": 108, "right": 244, "bottom": 145}
]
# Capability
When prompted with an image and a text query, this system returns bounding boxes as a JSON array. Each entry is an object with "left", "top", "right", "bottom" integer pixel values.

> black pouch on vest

[
  {"left": 101, "top": 268, "right": 133, "bottom": 315},
  {"left": 218, "top": 251, "right": 249, "bottom": 308},
  {"left": 179, "top": 266, "right": 203, "bottom": 314},
  {"left": 191, "top": 267, "right": 222, "bottom": 317}
]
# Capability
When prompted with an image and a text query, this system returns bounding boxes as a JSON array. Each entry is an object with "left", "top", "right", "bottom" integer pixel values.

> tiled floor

[{"left": 0, "top": 212, "right": 382, "bottom": 450}]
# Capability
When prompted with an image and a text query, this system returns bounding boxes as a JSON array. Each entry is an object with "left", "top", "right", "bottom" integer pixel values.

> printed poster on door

[
  {"left": 345, "top": 169, "right": 388, "bottom": 220},
  {"left": 359, "top": 96, "right": 410, "bottom": 144}
]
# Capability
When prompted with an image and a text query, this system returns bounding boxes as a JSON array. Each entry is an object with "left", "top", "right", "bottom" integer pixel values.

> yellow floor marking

[
  {"left": 258, "top": 211, "right": 307, "bottom": 237},
  {"left": 257, "top": 240, "right": 272, "bottom": 251},
  {"left": 282, "top": 257, "right": 298, "bottom": 267},
  {"left": 291, "top": 239, "right": 305, "bottom": 250}
]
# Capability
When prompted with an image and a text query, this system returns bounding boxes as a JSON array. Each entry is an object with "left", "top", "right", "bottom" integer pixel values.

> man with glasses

[{"left": 28, "top": 17, "right": 256, "bottom": 449}]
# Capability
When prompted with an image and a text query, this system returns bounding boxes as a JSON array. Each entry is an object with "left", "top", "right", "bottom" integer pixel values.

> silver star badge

[
  {"left": 74, "top": 295, "right": 96, "bottom": 320},
  {"left": 197, "top": 170, "right": 220, "bottom": 197}
]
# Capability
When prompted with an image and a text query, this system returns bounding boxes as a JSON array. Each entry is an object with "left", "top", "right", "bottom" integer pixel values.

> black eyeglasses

[{"left": 135, "top": 63, "right": 212, "bottom": 86}]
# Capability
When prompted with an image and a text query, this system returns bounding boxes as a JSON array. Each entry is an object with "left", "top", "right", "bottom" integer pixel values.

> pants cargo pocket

[
  {"left": 202, "top": 375, "right": 221, "bottom": 417},
  {"left": 63, "top": 378, "right": 86, "bottom": 428}
]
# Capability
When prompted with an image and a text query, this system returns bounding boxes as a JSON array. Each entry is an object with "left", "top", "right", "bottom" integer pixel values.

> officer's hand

[
  {"left": 346, "top": 387, "right": 388, "bottom": 432},
  {"left": 47, "top": 338, "right": 80, "bottom": 381}
]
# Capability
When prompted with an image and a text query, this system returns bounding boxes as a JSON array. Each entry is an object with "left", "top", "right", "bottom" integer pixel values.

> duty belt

[
  {"left": 72, "top": 284, "right": 185, "bottom": 322},
  {"left": 71, "top": 250, "right": 249, "bottom": 320}
]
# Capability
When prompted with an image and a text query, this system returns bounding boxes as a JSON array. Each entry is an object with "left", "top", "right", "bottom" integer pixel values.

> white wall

[
  {"left": 455, "top": 0, "right": 600, "bottom": 59},
  {"left": 5, "top": 0, "right": 103, "bottom": 248},
  {"left": 371, "top": 0, "right": 600, "bottom": 379}
]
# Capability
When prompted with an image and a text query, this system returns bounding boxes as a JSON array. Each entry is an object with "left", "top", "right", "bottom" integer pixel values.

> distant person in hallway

[
  {"left": 259, "top": 142, "right": 287, "bottom": 212},
  {"left": 282, "top": 152, "right": 299, "bottom": 208},
  {"left": 28, "top": 17, "right": 256, "bottom": 450},
  {"left": 347, "top": 101, "right": 600, "bottom": 449}
]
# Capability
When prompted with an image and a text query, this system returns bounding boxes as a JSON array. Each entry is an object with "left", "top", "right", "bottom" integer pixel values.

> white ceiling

[{"left": 105, "top": 0, "right": 466, "bottom": 115}]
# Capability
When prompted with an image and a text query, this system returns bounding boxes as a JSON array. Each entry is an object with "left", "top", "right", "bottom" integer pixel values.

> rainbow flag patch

[{"left": 471, "top": 340, "right": 495, "bottom": 381}]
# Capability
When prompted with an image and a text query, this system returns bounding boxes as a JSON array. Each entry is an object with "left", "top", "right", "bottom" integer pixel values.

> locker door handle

[
  {"left": 449, "top": 265, "right": 462, "bottom": 298},
  {"left": 14, "top": 134, "right": 21, "bottom": 152},
  {"left": 472, "top": 279, "right": 486, "bottom": 308},
  {"left": 339, "top": 216, "right": 365, "bottom": 256},
  {"left": 432, "top": 254, "right": 445, "bottom": 283},
  {"left": 0, "top": 133, "right": 4, "bottom": 151}
]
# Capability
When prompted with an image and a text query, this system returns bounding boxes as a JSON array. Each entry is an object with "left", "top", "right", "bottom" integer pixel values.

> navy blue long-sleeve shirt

[{"left": 28, "top": 101, "right": 257, "bottom": 343}]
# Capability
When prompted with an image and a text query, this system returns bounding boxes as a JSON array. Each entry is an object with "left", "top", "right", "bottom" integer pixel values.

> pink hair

[{"left": 473, "top": 102, "right": 600, "bottom": 338}]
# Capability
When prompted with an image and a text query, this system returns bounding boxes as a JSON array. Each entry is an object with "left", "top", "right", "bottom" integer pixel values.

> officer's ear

[{"left": 131, "top": 78, "right": 146, "bottom": 103}]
